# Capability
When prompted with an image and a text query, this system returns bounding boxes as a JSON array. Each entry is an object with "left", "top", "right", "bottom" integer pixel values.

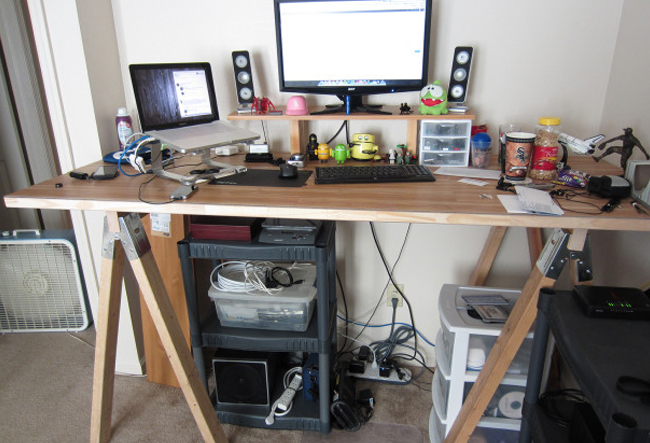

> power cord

[
  {"left": 337, "top": 223, "right": 411, "bottom": 359},
  {"left": 369, "top": 222, "right": 419, "bottom": 364}
]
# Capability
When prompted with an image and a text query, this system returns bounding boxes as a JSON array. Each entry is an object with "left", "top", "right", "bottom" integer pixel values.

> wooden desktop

[{"left": 5, "top": 154, "right": 649, "bottom": 443}]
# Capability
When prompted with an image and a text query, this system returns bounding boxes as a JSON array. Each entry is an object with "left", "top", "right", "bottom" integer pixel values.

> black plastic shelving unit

[
  {"left": 177, "top": 221, "right": 336, "bottom": 433},
  {"left": 520, "top": 288, "right": 650, "bottom": 443}
]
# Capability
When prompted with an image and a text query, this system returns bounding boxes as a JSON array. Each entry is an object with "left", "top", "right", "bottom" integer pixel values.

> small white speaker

[
  {"left": 447, "top": 46, "right": 473, "bottom": 104},
  {"left": 232, "top": 50, "right": 255, "bottom": 112}
]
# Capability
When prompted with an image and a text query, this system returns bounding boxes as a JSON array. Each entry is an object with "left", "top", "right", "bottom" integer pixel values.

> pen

[{"left": 631, "top": 201, "right": 649, "bottom": 215}]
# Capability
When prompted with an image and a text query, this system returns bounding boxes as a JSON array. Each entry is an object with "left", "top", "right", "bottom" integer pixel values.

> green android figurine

[
  {"left": 331, "top": 143, "right": 350, "bottom": 164},
  {"left": 419, "top": 80, "right": 448, "bottom": 115}
]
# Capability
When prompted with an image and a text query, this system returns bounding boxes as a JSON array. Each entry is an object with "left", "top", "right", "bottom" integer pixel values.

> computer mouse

[{"left": 279, "top": 163, "right": 298, "bottom": 178}]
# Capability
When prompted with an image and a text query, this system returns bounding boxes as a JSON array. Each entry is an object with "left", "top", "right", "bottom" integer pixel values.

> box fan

[{"left": 0, "top": 230, "right": 91, "bottom": 333}]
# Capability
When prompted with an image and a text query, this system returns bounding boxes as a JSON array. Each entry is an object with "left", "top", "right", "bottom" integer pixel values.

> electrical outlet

[{"left": 385, "top": 284, "right": 404, "bottom": 307}]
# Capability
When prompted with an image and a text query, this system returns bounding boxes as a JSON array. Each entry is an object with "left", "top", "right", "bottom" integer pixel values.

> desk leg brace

[
  {"left": 444, "top": 229, "right": 590, "bottom": 443},
  {"left": 89, "top": 213, "right": 227, "bottom": 443}
]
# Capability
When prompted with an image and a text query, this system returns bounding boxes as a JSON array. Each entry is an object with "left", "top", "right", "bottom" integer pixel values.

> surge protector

[
  {"left": 277, "top": 373, "right": 302, "bottom": 411},
  {"left": 348, "top": 364, "right": 411, "bottom": 385}
]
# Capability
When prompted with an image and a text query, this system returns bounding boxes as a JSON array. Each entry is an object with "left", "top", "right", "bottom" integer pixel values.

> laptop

[{"left": 129, "top": 62, "right": 259, "bottom": 153}]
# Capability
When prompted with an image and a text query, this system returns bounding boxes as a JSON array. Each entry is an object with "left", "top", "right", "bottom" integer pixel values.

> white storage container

[
  {"left": 430, "top": 401, "right": 521, "bottom": 443},
  {"left": 208, "top": 263, "right": 317, "bottom": 331},
  {"left": 419, "top": 119, "right": 472, "bottom": 167},
  {"left": 432, "top": 285, "right": 534, "bottom": 441}
]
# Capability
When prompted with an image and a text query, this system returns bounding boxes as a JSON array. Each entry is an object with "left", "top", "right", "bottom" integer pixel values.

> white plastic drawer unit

[
  {"left": 432, "top": 369, "right": 526, "bottom": 429},
  {"left": 436, "top": 285, "right": 534, "bottom": 380},
  {"left": 430, "top": 284, "right": 534, "bottom": 442},
  {"left": 419, "top": 119, "right": 472, "bottom": 167}
]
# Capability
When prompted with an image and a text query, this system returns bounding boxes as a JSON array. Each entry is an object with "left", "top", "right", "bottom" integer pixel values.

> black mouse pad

[{"left": 208, "top": 169, "right": 312, "bottom": 187}]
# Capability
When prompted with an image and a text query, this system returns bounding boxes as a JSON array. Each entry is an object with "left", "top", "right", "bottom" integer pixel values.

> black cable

[
  {"left": 369, "top": 222, "right": 418, "bottom": 362},
  {"left": 338, "top": 223, "right": 411, "bottom": 357},
  {"left": 326, "top": 121, "right": 348, "bottom": 145},
  {"left": 261, "top": 120, "right": 269, "bottom": 143},
  {"left": 550, "top": 189, "right": 604, "bottom": 215},
  {"left": 336, "top": 270, "right": 350, "bottom": 361}
]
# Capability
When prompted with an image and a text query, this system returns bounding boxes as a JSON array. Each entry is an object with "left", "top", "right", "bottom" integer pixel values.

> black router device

[{"left": 573, "top": 285, "right": 650, "bottom": 319}]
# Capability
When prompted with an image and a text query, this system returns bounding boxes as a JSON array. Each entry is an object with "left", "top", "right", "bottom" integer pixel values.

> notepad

[{"left": 498, "top": 186, "right": 564, "bottom": 215}]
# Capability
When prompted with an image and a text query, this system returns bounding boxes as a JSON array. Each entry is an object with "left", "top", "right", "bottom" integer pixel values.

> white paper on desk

[
  {"left": 497, "top": 194, "right": 529, "bottom": 214},
  {"left": 514, "top": 186, "right": 564, "bottom": 215},
  {"left": 434, "top": 167, "right": 502, "bottom": 180}
]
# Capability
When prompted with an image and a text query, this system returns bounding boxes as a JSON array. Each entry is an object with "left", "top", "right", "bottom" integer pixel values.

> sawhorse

[{"left": 89, "top": 212, "right": 227, "bottom": 443}]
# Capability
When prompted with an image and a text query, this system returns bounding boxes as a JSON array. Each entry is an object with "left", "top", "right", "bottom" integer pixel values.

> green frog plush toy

[{"left": 419, "top": 81, "right": 448, "bottom": 115}]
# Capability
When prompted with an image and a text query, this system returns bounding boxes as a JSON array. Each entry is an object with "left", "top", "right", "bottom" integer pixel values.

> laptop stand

[{"left": 148, "top": 139, "right": 247, "bottom": 185}]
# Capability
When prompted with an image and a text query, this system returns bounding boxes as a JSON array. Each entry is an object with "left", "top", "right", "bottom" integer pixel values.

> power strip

[{"left": 347, "top": 364, "right": 412, "bottom": 385}]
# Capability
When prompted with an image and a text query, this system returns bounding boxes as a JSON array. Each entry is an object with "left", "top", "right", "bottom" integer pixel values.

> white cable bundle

[{"left": 209, "top": 260, "right": 281, "bottom": 296}]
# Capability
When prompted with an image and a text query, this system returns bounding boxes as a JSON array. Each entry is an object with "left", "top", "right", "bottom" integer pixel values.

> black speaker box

[
  {"left": 447, "top": 46, "right": 473, "bottom": 104},
  {"left": 232, "top": 50, "right": 255, "bottom": 106},
  {"left": 213, "top": 349, "right": 278, "bottom": 407}
]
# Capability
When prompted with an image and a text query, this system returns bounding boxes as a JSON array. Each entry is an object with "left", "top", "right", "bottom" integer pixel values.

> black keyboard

[{"left": 315, "top": 164, "right": 435, "bottom": 185}]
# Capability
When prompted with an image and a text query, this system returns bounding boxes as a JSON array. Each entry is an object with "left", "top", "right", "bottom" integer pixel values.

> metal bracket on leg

[
  {"left": 118, "top": 213, "right": 151, "bottom": 260},
  {"left": 536, "top": 228, "right": 593, "bottom": 283},
  {"left": 570, "top": 236, "right": 593, "bottom": 283}
]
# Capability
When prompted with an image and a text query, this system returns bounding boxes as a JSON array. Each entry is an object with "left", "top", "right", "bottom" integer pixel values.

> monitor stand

[{"left": 311, "top": 95, "right": 391, "bottom": 116}]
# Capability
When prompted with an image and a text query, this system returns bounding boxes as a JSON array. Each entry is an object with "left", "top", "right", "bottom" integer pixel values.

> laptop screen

[{"left": 129, "top": 62, "right": 220, "bottom": 131}]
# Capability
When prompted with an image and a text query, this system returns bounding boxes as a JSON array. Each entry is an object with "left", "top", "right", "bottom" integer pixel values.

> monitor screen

[
  {"left": 274, "top": 0, "right": 432, "bottom": 115},
  {"left": 129, "top": 63, "right": 219, "bottom": 131}
]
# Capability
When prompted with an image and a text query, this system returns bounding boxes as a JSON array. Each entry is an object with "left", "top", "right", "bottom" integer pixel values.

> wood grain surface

[{"left": 6, "top": 156, "right": 647, "bottom": 231}]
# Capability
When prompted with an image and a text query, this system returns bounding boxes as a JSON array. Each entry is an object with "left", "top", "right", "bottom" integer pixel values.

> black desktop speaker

[
  {"left": 232, "top": 50, "right": 255, "bottom": 107},
  {"left": 447, "top": 46, "right": 473, "bottom": 104},
  {"left": 213, "top": 349, "right": 277, "bottom": 407}
]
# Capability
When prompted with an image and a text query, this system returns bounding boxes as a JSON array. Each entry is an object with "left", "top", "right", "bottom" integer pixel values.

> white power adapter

[{"left": 213, "top": 146, "right": 239, "bottom": 156}]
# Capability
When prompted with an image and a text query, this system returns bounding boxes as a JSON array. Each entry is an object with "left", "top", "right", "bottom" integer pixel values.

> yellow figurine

[
  {"left": 350, "top": 133, "right": 379, "bottom": 161},
  {"left": 316, "top": 143, "right": 331, "bottom": 162}
]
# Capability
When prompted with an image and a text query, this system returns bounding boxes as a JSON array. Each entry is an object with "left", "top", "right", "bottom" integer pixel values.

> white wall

[
  {"left": 592, "top": 0, "right": 650, "bottom": 291},
  {"left": 28, "top": 0, "right": 650, "bottom": 371}
]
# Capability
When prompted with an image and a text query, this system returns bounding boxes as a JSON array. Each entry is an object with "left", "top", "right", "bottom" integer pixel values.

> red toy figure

[{"left": 251, "top": 97, "right": 276, "bottom": 115}]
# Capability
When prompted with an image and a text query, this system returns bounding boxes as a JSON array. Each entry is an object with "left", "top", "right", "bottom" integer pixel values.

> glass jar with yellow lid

[{"left": 530, "top": 117, "right": 561, "bottom": 181}]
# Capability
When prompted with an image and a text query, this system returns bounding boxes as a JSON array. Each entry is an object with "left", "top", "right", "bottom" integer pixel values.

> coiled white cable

[
  {"left": 210, "top": 261, "right": 310, "bottom": 296},
  {"left": 210, "top": 261, "right": 278, "bottom": 295}
]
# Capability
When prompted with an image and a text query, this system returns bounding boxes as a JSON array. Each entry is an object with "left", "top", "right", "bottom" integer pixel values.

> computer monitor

[{"left": 273, "top": 0, "right": 432, "bottom": 115}]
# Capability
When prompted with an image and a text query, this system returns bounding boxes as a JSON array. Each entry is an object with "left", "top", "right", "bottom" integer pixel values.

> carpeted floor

[{"left": 0, "top": 328, "right": 432, "bottom": 443}]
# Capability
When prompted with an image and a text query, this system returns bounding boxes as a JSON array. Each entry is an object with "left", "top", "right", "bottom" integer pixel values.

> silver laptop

[{"left": 129, "top": 62, "right": 259, "bottom": 153}]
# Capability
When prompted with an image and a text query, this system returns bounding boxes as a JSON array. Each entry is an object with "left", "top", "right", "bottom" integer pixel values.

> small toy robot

[
  {"left": 316, "top": 143, "right": 331, "bottom": 162},
  {"left": 350, "top": 133, "right": 379, "bottom": 161},
  {"left": 331, "top": 143, "right": 350, "bottom": 164},
  {"left": 307, "top": 133, "right": 319, "bottom": 160},
  {"left": 419, "top": 81, "right": 448, "bottom": 115}
]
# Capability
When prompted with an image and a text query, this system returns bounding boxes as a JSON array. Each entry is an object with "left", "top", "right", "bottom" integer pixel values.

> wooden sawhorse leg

[
  {"left": 89, "top": 212, "right": 227, "bottom": 443},
  {"left": 445, "top": 228, "right": 592, "bottom": 442}
]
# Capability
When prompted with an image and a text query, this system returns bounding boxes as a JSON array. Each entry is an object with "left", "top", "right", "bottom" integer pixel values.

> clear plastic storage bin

[{"left": 208, "top": 264, "right": 317, "bottom": 332}]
